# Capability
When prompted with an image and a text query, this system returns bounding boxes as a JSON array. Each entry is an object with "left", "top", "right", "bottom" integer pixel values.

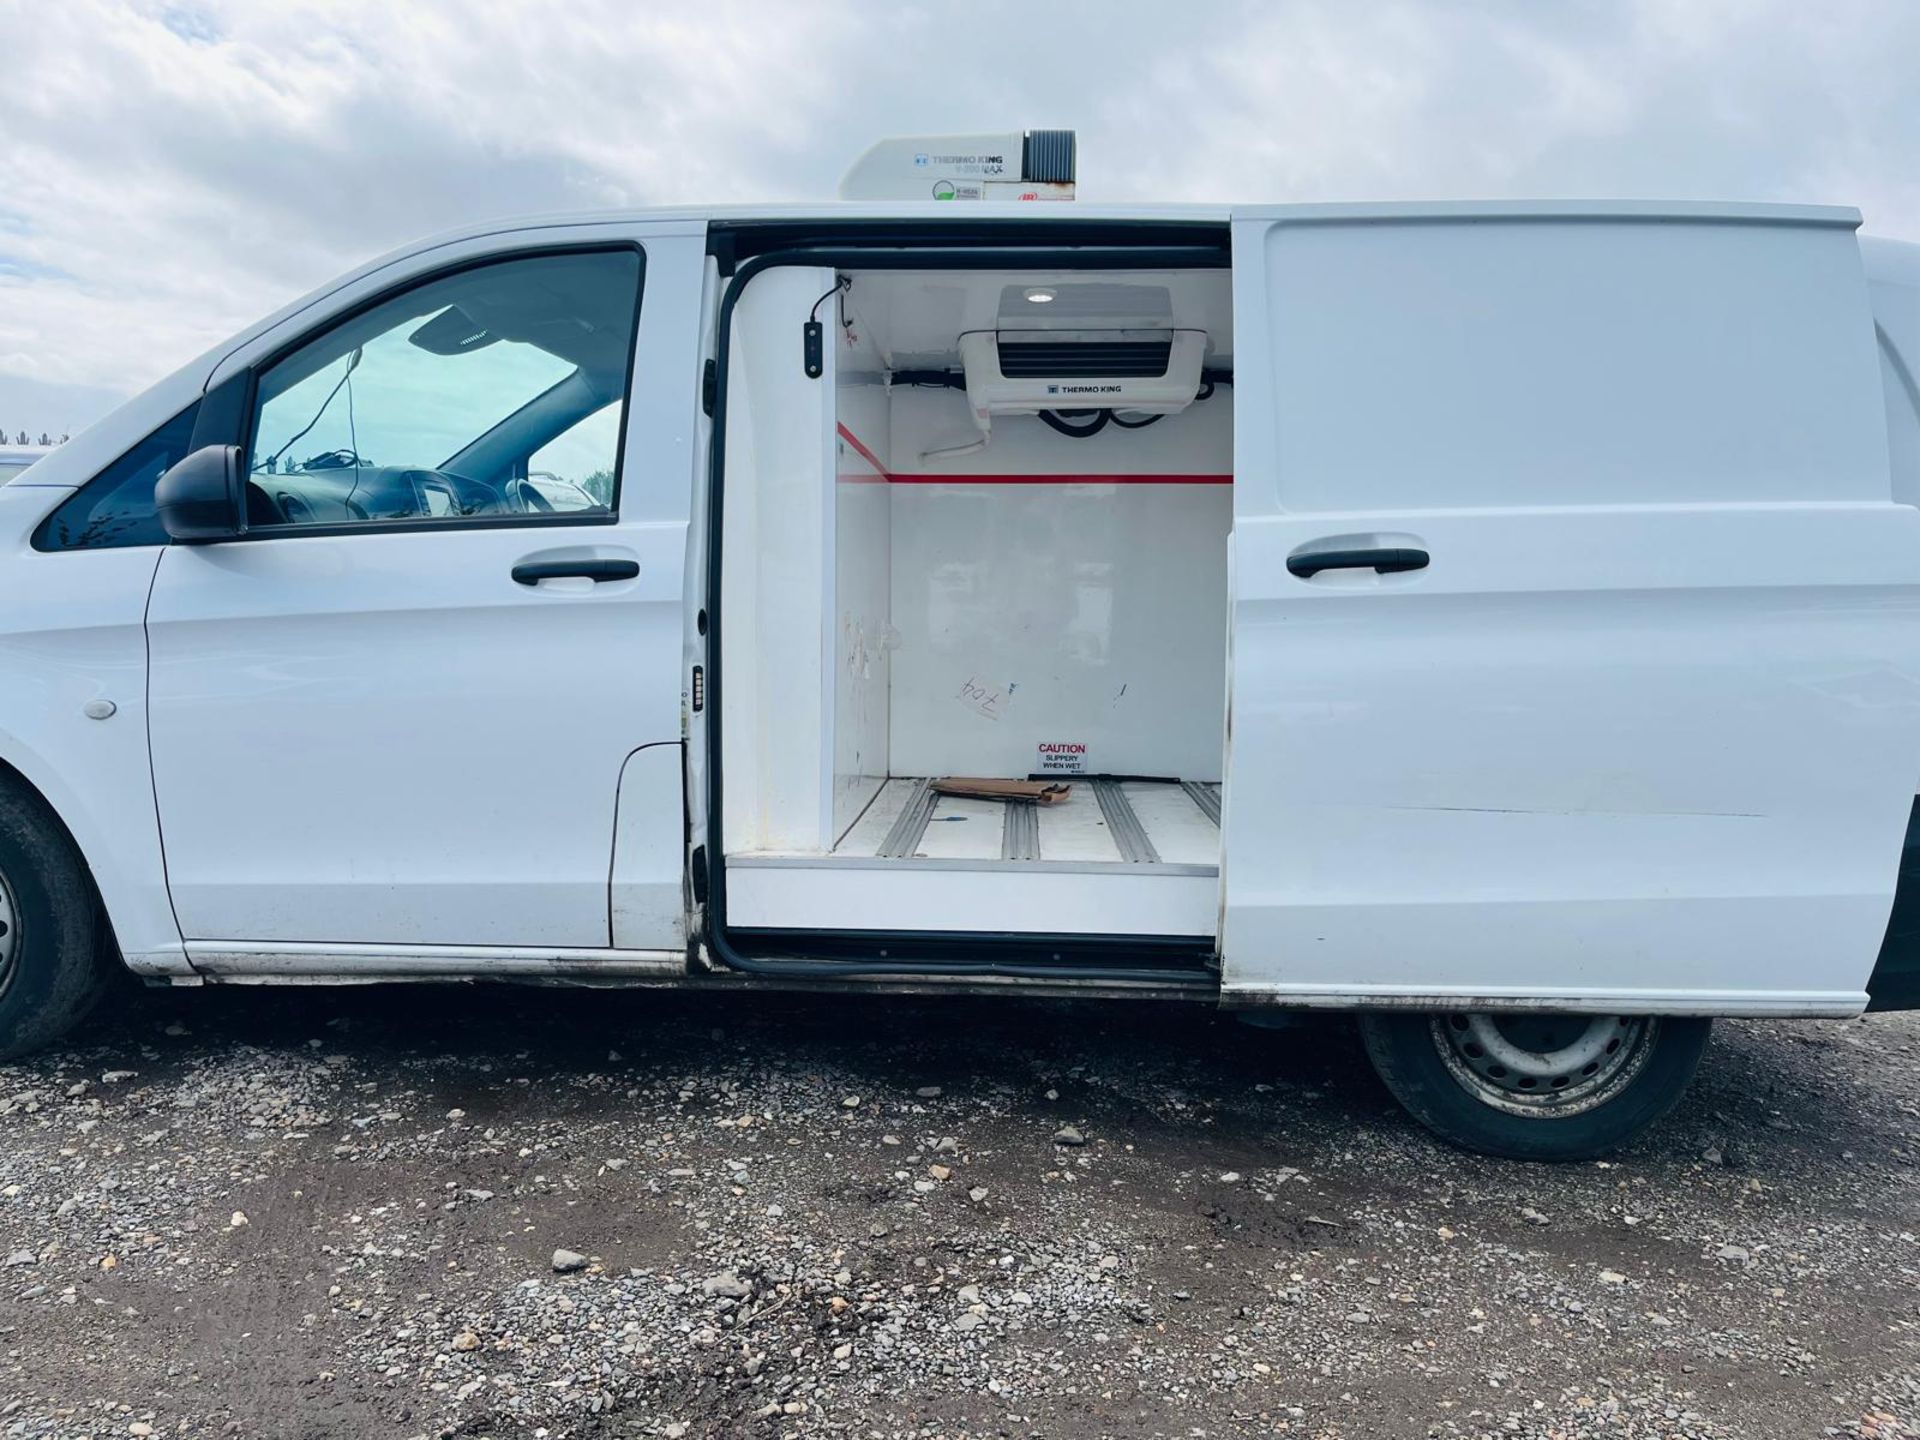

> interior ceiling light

[{"left": 1024, "top": 287, "right": 1057, "bottom": 304}]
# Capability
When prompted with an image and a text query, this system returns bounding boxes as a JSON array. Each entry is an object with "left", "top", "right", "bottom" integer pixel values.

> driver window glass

[
  {"left": 244, "top": 249, "right": 642, "bottom": 530},
  {"left": 525, "top": 402, "right": 621, "bottom": 511}
]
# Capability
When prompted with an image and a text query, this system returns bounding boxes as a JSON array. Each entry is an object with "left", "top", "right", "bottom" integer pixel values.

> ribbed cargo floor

[{"left": 833, "top": 777, "right": 1220, "bottom": 870}]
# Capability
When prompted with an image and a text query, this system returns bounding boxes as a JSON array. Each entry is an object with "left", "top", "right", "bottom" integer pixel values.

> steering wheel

[{"left": 505, "top": 476, "right": 555, "bottom": 514}]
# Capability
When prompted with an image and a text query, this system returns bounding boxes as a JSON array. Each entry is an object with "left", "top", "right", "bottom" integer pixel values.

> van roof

[
  {"left": 512, "top": 200, "right": 1236, "bottom": 226},
  {"left": 388, "top": 196, "right": 1874, "bottom": 240},
  {"left": 351, "top": 198, "right": 1873, "bottom": 277}
]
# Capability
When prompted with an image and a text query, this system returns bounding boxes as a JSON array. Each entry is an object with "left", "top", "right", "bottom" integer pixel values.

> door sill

[
  {"left": 724, "top": 860, "right": 1217, "bottom": 938},
  {"left": 724, "top": 927, "right": 1218, "bottom": 979},
  {"left": 186, "top": 941, "right": 685, "bottom": 982}
]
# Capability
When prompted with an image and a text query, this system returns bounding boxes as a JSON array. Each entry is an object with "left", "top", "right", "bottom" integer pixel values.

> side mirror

[{"left": 155, "top": 444, "right": 243, "bottom": 543}]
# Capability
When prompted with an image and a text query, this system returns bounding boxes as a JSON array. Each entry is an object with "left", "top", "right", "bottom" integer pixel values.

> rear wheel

[
  {"left": 0, "top": 781, "right": 112, "bottom": 1060},
  {"left": 1357, "top": 1010, "right": 1711, "bottom": 1161}
]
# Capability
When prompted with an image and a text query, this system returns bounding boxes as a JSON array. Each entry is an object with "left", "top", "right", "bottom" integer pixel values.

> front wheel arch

[
  {"left": 0, "top": 757, "right": 124, "bottom": 968},
  {"left": 0, "top": 771, "right": 120, "bottom": 1059}
]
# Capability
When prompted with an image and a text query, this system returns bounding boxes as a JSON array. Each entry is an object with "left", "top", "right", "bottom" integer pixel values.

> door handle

[
  {"left": 1286, "top": 546, "right": 1429, "bottom": 579},
  {"left": 511, "top": 558, "right": 640, "bottom": 586}
]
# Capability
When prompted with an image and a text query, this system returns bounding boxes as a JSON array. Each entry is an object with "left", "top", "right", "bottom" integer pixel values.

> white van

[
  {"left": 0, "top": 445, "right": 57, "bottom": 484},
  {"left": 4, "top": 139, "right": 1919, "bottom": 1160}
]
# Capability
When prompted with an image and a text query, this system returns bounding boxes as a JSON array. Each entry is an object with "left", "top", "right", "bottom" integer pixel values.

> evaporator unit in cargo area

[
  {"left": 952, "top": 280, "right": 1209, "bottom": 448},
  {"left": 958, "top": 329, "right": 1208, "bottom": 419}
]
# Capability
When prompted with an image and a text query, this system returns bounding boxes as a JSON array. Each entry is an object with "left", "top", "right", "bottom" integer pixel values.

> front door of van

[
  {"left": 146, "top": 232, "right": 704, "bottom": 954},
  {"left": 1220, "top": 203, "right": 1920, "bottom": 1012}
]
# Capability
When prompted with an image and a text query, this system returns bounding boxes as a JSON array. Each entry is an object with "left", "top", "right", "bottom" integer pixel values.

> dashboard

[{"left": 247, "top": 464, "right": 600, "bottom": 528}]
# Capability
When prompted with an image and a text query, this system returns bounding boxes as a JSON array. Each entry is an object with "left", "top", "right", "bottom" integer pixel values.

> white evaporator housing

[
  {"left": 958, "top": 329, "right": 1208, "bottom": 421},
  {"left": 910, "top": 278, "right": 1211, "bottom": 462},
  {"left": 839, "top": 130, "right": 1077, "bottom": 203}
]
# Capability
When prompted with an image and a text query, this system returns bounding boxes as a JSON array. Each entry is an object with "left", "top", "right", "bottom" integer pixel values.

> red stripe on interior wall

[
  {"left": 834, "top": 422, "right": 1229, "bottom": 485},
  {"left": 836, "top": 423, "right": 891, "bottom": 478},
  {"left": 888, "top": 472, "right": 1231, "bottom": 485}
]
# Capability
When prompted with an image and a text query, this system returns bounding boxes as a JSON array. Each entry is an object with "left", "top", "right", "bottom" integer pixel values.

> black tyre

[
  {"left": 0, "top": 780, "right": 112, "bottom": 1060},
  {"left": 1357, "top": 1011, "right": 1711, "bottom": 1161}
]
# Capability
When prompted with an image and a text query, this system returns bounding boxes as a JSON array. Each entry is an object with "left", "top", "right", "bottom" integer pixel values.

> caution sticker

[{"left": 1035, "top": 741, "right": 1088, "bottom": 775}]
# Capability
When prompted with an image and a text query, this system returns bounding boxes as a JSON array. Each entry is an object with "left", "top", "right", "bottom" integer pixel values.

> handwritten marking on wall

[{"left": 956, "top": 676, "right": 1008, "bottom": 722}]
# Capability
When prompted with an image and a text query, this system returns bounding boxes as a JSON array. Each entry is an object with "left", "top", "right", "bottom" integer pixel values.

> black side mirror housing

[{"left": 155, "top": 444, "right": 243, "bottom": 543}]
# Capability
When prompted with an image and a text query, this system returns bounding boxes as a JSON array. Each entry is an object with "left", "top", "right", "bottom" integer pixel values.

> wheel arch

[
  {"left": 0, "top": 737, "right": 183, "bottom": 976},
  {"left": 0, "top": 752, "right": 125, "bottom": 963}
]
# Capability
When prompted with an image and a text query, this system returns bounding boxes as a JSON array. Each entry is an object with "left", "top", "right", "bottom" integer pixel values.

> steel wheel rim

[
  {"left": 0, "top": 864, "right": 17, "bottom": 1003},
  {"left": 1431, "top": 1013, "right": 1657, "bottom": 1118}
]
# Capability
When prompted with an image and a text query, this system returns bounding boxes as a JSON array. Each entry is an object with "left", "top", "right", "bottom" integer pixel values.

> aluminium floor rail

[
  {"left": 1001, "top": 799, "right": 1041, "bottom": 861},
  {"left": 1180, "top": 780, "right": 1222, "bottom": 827},
  {"left": 1090, "top": 779, "right": 1161, "bottom": 865},
  {"left": 875, "top": 778, "right": 939, "bottom": 858}
]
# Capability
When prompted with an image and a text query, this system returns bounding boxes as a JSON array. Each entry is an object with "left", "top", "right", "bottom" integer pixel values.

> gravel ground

[{"left": 0, "top": 981, "right": 1915, "bottom": 1440}]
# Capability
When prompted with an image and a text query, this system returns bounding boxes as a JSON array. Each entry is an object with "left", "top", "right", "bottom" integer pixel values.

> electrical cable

[
  {"left": 342, "top": 348, "right": 364, "bottom": 518},
  {"left": 1037, "top": 409, "right": 1109, "bottom": 439},
  {"left": 809, "top": 275, "right": 850, "bottom": 322},
  {"left": 258, "top": 346, "right": 362, "bottom": 473}
]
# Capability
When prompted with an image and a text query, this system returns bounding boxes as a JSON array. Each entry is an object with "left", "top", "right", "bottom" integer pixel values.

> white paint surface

[
  {"left": 611, "top": 742, "right": 688, "bottom": 948},
  {"left": 0, "top": 493, "right": 182, "bottom": 970},
  {"left": 148, "top": 523, "right": 690, "bottom": 946},
  {"left": 1221, "top": 204, "right": 1920, "bottom": 1010}
]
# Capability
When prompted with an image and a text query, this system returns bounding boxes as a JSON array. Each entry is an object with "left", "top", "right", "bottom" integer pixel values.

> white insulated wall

[
  {"left": 872, "top": 387, "right": 1233, "bottom": 781},
  {"left": 726, "top": 270, "right": 1236, "bottom": 859},
  {"left": 720, "top": 268, "right": 838, "bottom": 853},
  {"left": 834, "top": 373, "right": 892, "bottom": 839}
]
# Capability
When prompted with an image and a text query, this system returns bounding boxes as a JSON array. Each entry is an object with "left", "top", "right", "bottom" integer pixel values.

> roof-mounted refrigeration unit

[{"left": 838, "top": 130, "right": 1077, "bottom": 203}]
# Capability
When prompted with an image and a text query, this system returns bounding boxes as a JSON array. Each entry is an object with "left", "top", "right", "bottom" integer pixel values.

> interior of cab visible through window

[{"left": 243, "top": 248, "right": 642, "bottom": 531}]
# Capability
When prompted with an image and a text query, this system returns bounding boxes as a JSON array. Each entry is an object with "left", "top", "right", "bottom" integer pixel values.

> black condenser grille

[{"left": 995, "top": 339, "right": 1174, "bottom": 379}]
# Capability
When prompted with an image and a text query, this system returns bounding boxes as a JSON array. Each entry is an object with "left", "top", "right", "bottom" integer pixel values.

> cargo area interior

[{"left": 718, "top": 262, "right": 1232, "bottom": 941}]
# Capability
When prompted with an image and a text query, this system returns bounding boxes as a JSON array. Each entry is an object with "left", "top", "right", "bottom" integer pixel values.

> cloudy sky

[{"left": 3, "top": 0, "right": 1918, "bottom": 438}]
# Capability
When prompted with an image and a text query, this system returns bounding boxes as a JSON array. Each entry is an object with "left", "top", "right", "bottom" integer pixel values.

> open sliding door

[{"left": 1220, "top": 201, "right": 1920, "bottom": 1015}]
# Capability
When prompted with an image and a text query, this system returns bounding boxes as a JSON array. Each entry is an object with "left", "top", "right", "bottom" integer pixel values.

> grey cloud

[{"left": 1, "top": 0, "right": 1916, "bottom": 431}]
